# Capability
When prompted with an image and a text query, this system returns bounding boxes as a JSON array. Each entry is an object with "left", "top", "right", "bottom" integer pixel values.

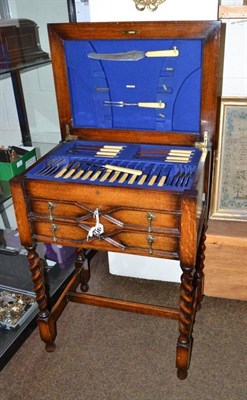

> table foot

[
  {"left": 45, "top": 343, "right": 56, "bottom": 352},
  {"left": 177, "top": 368, "right": 188, "bottom": 380},
  {"left": 80, "top": 283, "right": 89, "bottom": 292},
  {"left": 176, "top": 336, "right": 192, "bottom": 380}
]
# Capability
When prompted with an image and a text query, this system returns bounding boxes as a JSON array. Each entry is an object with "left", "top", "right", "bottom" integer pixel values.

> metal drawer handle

[
  {"left": 147, "top": 234, "right": 155, "bottom": 254},
  {"left": 48, "top": 201, "right": 56, "bottom": 221},
  {"left": 51, "top": 223, "right": 59, "bottom": 242},
  {"left": 147, "top": 212, "right": 155, "bottom": 232}
]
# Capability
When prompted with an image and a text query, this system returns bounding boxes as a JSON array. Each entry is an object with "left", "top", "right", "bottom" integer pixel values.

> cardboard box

[
  {"left": 45, "top": 244, "right": 76, "bottom": 269},
  {"left": 0, "top": 146, "right": 37, "bottom": 181}
]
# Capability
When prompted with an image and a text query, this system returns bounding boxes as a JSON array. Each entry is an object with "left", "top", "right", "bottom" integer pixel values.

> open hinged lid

[{"left": 47, "top": 21, "right": 221, "bottom": 147}]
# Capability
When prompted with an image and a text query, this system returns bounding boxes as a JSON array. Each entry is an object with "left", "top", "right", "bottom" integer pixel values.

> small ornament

[{"left": 133, "top": 0, "right": 166, "bottom": 12}]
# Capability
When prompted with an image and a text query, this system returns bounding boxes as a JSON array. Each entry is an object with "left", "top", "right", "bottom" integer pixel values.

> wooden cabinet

[
  {"left": 205, "top": 220, "right": 247, "bottom": 301},
  {"left": 219, "top": 5, "right": 247, "bottom": 18},
  {"left": 10, "top": 21, "right": 222, "bottom": 380}
]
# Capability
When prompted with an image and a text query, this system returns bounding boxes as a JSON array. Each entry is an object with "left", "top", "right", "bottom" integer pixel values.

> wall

[
  {"left": 89, "top": 0, "right": 218, "bottom": 21},
  {"left": 221, "top": 19, "right": 247, "bottom": 96}
]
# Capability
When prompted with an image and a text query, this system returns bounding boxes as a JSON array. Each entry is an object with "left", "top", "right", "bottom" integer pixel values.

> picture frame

[{"left": 210, "top": 98, "right": 247, "bottom": 221}]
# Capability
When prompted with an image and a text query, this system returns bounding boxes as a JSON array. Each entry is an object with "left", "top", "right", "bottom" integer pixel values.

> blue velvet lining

[
  {"left": 64, "top": 39, "right": 202, "bottom": 133},
  {"left": 26, "top": 141, "right": 201, "bottom": 191}
]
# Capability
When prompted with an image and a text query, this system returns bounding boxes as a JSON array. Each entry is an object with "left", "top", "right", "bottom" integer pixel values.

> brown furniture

[
  {"left": 10, "top": 21, "right": 221, "bottom": 380},
  {"left": 0, "top": 19, "right": 50, "bottom": 146},
  {"left": 205, "top": 220, "right": 247, "bottom": 301},
  {"left": 0, "top": 19, "right": 49, "bottom": 70}
]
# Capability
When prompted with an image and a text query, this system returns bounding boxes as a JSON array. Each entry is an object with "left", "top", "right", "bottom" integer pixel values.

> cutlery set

[
  {"left": 32, "top": 156, "right": 195, "bottom": 190},
  {"left": 88, "top": 47, "right": 179, "bottom": 111},
  {"left": 67, "top": 144, "right": 194, "bottom": 163}
]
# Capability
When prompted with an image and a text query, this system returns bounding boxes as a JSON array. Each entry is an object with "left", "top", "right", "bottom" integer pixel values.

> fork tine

[
  {"left": 175, "top": 165, "right": 183, "bottom": 186},
  {"left": 184, "top": 165, "right": 194, "bottom": 187}
]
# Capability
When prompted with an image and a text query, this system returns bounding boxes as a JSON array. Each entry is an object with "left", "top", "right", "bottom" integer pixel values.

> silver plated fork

[{"left": 37, "top": 158, "right": 65, "bottom": 176}]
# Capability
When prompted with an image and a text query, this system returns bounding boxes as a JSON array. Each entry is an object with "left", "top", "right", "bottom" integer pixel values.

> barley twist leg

[
  {"left": 176, "top": 267, "right": 195, "bottom": 380},
  {"left": 195, "top": 223, "right": 207, "bottom": 310},
  {"left": 27, "top": 246, "right": 56, "bottom": 352}
]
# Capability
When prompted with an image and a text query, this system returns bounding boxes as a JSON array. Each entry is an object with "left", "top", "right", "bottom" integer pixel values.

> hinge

[
  {"left": 195, "top": 131, "right": 210, "bottom": 151},
  {"left": 64, "top": 124, "right": 78, "bottom": 141}
]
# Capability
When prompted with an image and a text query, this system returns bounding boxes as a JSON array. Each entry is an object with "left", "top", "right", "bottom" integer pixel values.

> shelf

[
  {"left": 206, "top": 219, "right": 246, "bottom": 246},
  {"left": 219, "top": 5, "right": 247, "bottom": 18},
  {"left": 0, "top": 240, "right": 76, "bottom": 370},
  {"left": 0, "top": 59, "right": 50, "bottom": 76}
]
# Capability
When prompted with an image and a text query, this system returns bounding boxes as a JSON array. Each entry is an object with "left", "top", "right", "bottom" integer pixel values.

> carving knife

[{"left": 88, "top": 47, "right": 179, "bottom": 61}]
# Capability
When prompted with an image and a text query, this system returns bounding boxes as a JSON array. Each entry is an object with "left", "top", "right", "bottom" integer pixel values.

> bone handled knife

[
  {"left": 55, "top": 160, "right": 74, "bottom": 178},
  {"left": 63, "top": 162, "right": 80, "bottom": 179},
  {"left": 88, "top": 47, "right": 179, "bottom": 61},
  {"left": 103, "top": 164, "right": 142, "bottom": 176}
]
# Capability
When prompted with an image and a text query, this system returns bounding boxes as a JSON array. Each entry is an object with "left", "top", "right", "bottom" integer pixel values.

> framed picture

[{"left": 210, "top": 98, "right": 247, "bottom": 221}]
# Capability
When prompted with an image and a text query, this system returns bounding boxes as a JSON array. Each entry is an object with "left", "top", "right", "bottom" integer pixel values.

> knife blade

[{"left": 88, "top": 47, "right": 179, "bottom": 61}]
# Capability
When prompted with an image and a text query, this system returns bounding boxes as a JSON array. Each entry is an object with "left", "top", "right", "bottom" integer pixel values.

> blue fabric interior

[
  {"left": 26, "top": 141, "right": 201, "bottom": 191},
  {"left": 64, "top": 39, "right": 202, "bottom": 133}
]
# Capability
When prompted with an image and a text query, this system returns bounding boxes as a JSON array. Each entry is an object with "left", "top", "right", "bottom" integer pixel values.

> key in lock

[{"left": 87, "top": 208, "right": 104, "bottom": 240}]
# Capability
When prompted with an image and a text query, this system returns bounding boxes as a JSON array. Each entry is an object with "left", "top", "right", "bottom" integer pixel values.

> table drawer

[
  {"left": 29, "top": 199, "right": 180, "bottom": 232},
  {"left": 32, "top": 220, "right": 179, "bottom": 256}
]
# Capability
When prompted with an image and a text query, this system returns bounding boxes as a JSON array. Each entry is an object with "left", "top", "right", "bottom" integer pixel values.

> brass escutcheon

[
  {"left": 123, "top": 30, "right": 140, "bottom": 35},
  {"left": 147, "top": 211, "right": 155, "bottom": 232},
  {"left": 48, "top": 201, "right": 56, "bottom": 221},
  {"left": 147, "top": 234, "right": 155, "bottom": 254}
]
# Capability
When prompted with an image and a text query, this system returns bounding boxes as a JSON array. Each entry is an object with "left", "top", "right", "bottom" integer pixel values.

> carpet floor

[{"left": 0, "top": 251, "right": 246, "bottom": 400}]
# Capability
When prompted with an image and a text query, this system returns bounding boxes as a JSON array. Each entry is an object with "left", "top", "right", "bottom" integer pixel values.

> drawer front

[
  {"left": 26, "top": 180, "right": 182, "bottom": 212},
  {"left": 29, "top": 199, "right": 180, "bottom": 232},
  {"left": 28, "top": 184, "right": 181, "bottom": 258},
  {"left": 29, "top": 200, "right": 89, "bottom": 219},
  {"left": 32, "top": 221, "right": 179, "bottom": 257}
]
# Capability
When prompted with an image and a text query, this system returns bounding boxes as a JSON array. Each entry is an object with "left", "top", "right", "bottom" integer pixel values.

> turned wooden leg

[
  {"left": 75, "top": 249, "right": 90, "bottom": 292},
  {"left": 176, "top": 266, "right": 195, "bottom": 380},
  {"left": 195, "top": 223, "right": 207, "bottom": 310},
  {"left": 27, "top": 246, "right": 57, "bottom": 352}
]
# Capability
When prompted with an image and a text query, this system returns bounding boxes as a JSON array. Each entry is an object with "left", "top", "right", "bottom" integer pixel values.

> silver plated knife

[{"left": 88, "top": 47, "right": 179, "bottom": 61}]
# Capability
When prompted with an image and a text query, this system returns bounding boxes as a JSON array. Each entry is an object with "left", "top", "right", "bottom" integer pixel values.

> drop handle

[
  {"left": 147, "top": 212, "right": 155, "bottom": 232},
  {"left": 48, "top": 201, "right": 56, "bottom": 221},
  {"left": 51, "top": 224, "right": 59, "bottom": 242},
  {"left": 147, "top": 235, "right": 155, "bottom": 255}
]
